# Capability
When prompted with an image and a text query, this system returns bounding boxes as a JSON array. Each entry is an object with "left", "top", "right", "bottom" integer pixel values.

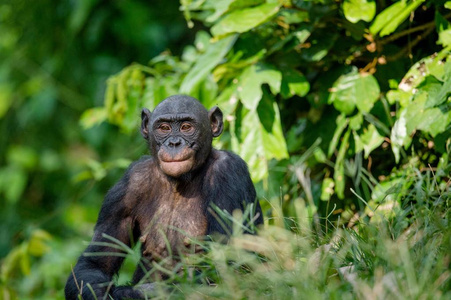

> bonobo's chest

[
  {"left": 128, "top": 164, "right": 208, "bottom": 260},
  {"left": 126, "top": 159, "right": 207, "bottom": 259}
]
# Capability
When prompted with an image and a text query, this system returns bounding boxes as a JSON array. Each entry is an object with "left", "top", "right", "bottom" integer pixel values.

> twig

[
  {"left": 385, "top": 24, "right": 436, "bottom": 62},
  {"left": 379, "top": 12, "right": 451, "bottom": 45}
]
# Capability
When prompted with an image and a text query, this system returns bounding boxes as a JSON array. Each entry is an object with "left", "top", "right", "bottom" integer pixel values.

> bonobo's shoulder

[
  {"left": 128, "top": 155, "right": 155, "bottom": 172},
  {"left": 125, "top": 156, "right": 159, "bottom": 190},
  {"left": 211, "top": 149, "right": 248, "bottom": 169}
]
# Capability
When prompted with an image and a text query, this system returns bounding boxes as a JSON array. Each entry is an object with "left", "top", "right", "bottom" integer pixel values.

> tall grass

[{"left": 125, "top": 167, "right": 450, "bottom": 300}]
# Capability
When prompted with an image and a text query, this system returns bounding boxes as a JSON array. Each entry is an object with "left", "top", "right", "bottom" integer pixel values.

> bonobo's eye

[
  {"left": 157, "top": 123, "right": 171, "bottom": 134},
  {"left": 180, "top": 122, "right": 194, "bottom": 133}
]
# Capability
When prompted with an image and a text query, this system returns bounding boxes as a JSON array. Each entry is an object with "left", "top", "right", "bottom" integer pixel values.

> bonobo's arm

[
  {"left": 206, "top": 151, "right": 263, "bottom": 235},
  {"left": 65, "top": 167, "right": 144, "bottom": 300}
]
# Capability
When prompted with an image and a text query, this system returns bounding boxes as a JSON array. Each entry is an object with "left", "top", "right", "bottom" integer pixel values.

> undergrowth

[{"left": 117, "top": 166, "right": 450, "bottom": 300}]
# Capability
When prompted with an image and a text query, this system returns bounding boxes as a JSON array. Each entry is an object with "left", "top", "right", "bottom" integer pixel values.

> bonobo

[{"left": 65, "top": 95, "right": 263, "bottom": 300}]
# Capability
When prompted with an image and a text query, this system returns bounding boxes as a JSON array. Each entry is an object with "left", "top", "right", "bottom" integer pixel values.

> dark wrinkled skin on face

[{"left": 65, "top": 95, "right": 263, "bottom": 300}]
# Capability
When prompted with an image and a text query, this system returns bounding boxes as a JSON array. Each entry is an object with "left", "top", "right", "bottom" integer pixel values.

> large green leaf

[
  {"left": 370, "top": 0, "right": 425, "bottom": 37},
  {"left": 180, "top": 34, "right": 237, "bottom": 95},
  {"left": 343, "top": 0, "right": 376, "bottom": 23},
  {"left": 238, "top": 63, "right": 282, "bottom": 110},
  {"left": 211, "top": 3, "right": 280, "bottom": 37},
  {"left": 405, "top": 94, "right": 450, "bottom": 137},
  {"left": 328, "top": 69, "right": 380, "bottom": 115},
  {"left": 233, "top": 95, "right": 288, "bottom": 182},
  {"left": 390, "top": 92, "right": 450, "bottom": 162}
]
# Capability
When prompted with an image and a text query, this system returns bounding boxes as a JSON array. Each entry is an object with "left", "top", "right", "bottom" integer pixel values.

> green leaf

[
  {"left": 238, "top": 63, "right": 282, "bottom": 110},
  {"left": 328, "top": 114, "right": 349, "bottom": 157},
  {"left": 204, "top": 0, "right": 235, "bottom": 23},
  {"left": 320, "top": 178, "right": 335, "bottom": 201},
  {"left": 328, "top": 69, "right": 380, "bottom": 115},
  {"left": 280, "top": 69, "right": 310, "bottom": 99},
  {"left": 404, "top": 93, "right": 450, "bottom": 137},
  {"left": 211, "top": 3, "right": 280, "bottom": 37},
  {"left": 257, "top": 94, "right": 289, "bottom": 160},
  {"left": 435, "top": 12, "right": 451, "bottom": 46},
  {"left": 343, "top": 0, "right": 376, "bottom": 23},
  {"left": 334, "top": 129, "right": 351, "bottom": 199},
  {"left": 180, "top": 34, "right": 237, "bottom": 95},
  {"left": 349, "top": 113, "right": 363, "bottom": 130},
  {"left": 446, "top": 1, "right": 451, "bottom": 9},
  {"left": 233, "top": 94, "right": 288, "bottom": 182},
  {"left": 370, "top": 0, "right": 425, "bottom": 37},
  {"left": 390, "top": 109, "right": 409, "bottom": 163},
  {"left": 360, "top": 124, "right": 384, "bottom": 158},
  {"left": 426, "top": 76, "right": 451, "bottom": 108}
]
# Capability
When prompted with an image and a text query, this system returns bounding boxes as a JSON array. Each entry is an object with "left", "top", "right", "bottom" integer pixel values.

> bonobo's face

[{"left": 141, "top": 95, "right": 223, "bottom": 178}]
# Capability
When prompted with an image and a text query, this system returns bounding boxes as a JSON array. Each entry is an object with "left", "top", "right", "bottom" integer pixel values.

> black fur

[{"left": 65, "top": 95, "right": 263, "bottom": 300}]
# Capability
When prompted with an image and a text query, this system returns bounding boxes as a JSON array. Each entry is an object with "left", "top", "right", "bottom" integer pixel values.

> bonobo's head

[{"left": 141, "top": 95, "right": 223, "bottom": 178}]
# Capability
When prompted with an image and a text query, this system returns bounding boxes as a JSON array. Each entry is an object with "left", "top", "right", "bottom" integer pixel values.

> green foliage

[
  {"left": 1, "top": 0, "right": 451, "bottom": 299},
  {"left": 90, "top": 0, "right": 450, "bottom": 201}
]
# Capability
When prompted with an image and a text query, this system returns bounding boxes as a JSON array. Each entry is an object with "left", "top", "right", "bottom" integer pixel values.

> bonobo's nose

[{"left": 167, "top": 137, "right": 182, "bottom": 148}]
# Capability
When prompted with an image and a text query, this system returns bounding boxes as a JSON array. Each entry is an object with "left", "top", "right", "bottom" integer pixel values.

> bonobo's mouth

[
  {"left": 160, "top": 157, "right": 191, "bottom": 163},
  {"left": 158, "top": 149, "right": 193, "bottom": 163},
  {"left": 158, "top": 149, "right": 195, "bottom": 177}
]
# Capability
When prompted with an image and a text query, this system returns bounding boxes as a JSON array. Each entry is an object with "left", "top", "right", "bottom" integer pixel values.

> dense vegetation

[{"left": 0, "top": 0, "right": 449, "bottom": 299}]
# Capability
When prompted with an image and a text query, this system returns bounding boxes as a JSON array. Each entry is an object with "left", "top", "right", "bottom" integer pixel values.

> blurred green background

[
  {"left": 1, "top": 0, "right": 450, "bottom": 299},
  {"left": 0, "top": 1, "right": 195, "bottom": 297}
]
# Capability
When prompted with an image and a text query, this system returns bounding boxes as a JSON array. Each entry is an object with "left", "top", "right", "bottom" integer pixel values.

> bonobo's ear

[
  {"left": 208, "top": 106, "right": 223, "bottom": 138},
  {"left": 141, "top": 108, "right": 151, "bottom": 139}
]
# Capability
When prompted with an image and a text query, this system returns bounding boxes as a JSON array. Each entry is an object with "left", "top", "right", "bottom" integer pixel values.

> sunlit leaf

[
  {"left": 234, "top": 95, "right": 288, "bottom": 182},
  {"left": 238, "top": 64, "right": 282, "bottom": 110},
  {"left": 343, "top": 0, "right": 376, "bottom": 23},
  {"left": 403, "top": 93, "right": 450, "bottom": 136},
  {"left": 370, "top": 0, "right": 425, "bottom": 37},
  {"left": 328, "top": 69, "right": 380, "bottom": 115},
  {"left": 211, "top": 3, "right": 280, "bottom": 37},
  {"left": 204, "top": 0, "right": 234, "bottom": 23}
]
